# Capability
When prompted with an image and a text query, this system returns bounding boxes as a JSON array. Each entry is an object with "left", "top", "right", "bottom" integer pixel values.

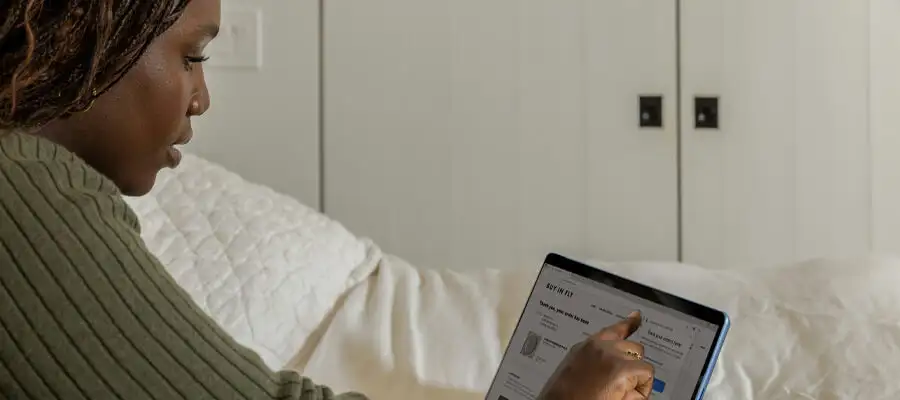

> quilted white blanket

[{"left": 129, "top": 154, "right": 900, "bottom": 400}]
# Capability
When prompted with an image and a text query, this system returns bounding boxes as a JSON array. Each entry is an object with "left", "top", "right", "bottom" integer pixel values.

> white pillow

[{"left": 124, "top": 153, "right": 380, "bottom": 369}]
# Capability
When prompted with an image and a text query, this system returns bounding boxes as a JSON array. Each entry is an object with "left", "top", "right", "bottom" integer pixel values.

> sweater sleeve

[{"left": 0, "top": 140, "right": 367, "bottom": 400}]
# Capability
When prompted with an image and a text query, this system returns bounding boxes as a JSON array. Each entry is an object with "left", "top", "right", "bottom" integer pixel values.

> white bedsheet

[
  {"left": 133, "top": 153, "right": 900, "bottom": 400},
  {"left": 298, "top": 256, "right": 900, "bottom": 400}
]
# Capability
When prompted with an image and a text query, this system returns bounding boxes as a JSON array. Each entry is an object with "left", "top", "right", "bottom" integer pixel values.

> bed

[{"left": 125, "top": 153, "right": 900, "bottom": 400}]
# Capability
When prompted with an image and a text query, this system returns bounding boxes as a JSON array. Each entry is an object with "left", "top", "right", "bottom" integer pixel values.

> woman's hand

[{"left": 538, "top": 311, "right": 655, "bottom": 400}]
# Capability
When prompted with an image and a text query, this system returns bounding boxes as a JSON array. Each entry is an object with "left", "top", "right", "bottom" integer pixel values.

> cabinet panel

[
  {"left": 871, "top": 0, "right": 900, "bottom": 255},
  {"left": 324, "top": 0, "right": 678, "bottom": 271},
  {"left": 681, "top": 0, "right": 872, "bottom": 269}
]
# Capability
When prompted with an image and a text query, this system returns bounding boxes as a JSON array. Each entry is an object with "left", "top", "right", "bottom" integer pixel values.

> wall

[{"left": 184, "top": 0, "right": 322, "bottom": 209}]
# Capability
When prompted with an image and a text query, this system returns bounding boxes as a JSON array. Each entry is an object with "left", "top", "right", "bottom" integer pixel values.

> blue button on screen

[{"left": 652, "top": 378, "right": 666, "bottom": 393}]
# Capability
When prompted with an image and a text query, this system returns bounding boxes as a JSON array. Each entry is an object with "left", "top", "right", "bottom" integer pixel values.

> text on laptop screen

[{"left": 486, "top": 263, "right": 720, "bottom": 400}]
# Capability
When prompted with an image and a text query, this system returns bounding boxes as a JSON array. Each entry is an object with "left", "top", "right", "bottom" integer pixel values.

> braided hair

[{"left": 0, "top": 0, "right": 191, "bottom": 131}]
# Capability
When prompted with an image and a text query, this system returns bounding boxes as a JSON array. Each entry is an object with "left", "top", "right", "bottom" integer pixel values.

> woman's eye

[{"left": 183, "top": 55, "right": 210, "bottom": 70}]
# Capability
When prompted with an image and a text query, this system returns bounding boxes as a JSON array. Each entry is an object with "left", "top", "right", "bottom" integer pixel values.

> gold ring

[{"left": 625, "top": 350, "right": 643, "bottom": 360}]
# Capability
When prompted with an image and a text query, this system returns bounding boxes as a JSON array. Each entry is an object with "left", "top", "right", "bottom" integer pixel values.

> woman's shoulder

[
  {"left": 0, "top": 131, "right": 140, "bottom": 231},
  {"left": 1, "top": 131, "right": 79, "bottom": 165},
  {"left": 1, "top": 131, "right": 117, "bottom": 192}
]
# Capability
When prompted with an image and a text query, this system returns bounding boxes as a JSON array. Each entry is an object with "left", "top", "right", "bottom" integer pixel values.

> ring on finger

[{"left": 624, "top": 350, "right": 643, "bottom": 360}]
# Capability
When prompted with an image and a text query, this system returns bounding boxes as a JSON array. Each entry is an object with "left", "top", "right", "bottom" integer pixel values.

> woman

[{"left": 0, "top": 0, "right": 655, "bottom": 399}]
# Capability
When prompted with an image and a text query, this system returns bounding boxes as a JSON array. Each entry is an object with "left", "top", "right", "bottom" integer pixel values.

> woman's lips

[
  {"left": 174, "top": 128, "right": 193, "bottom": 145},
  {"left": 166, "top": 146, "right": 183, "bottom": 168},
  {"left": 166, "top": 129, "right": 192, "bottom": 168}
]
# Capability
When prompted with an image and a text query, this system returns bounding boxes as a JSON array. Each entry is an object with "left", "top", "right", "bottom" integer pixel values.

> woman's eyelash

[
  {"left": 186, "top": 55, "right": 210, "bottom": 63},
  {"left": 183, "top": 55, "right": 210, "bottom": 70}
]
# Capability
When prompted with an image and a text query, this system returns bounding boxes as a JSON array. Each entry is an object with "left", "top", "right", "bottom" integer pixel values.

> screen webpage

[{"left": 486, "top": 263, "right": 720, "bottom": 400}]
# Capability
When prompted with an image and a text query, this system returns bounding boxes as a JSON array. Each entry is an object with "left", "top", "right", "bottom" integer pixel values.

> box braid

[{"left": 0, "top": 0, "right": 191, "bottom": 131}]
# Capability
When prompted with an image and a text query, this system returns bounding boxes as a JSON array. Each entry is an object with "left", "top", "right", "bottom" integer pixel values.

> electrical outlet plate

[{"left": 206, "top": 7, "right": 263, "bottom": 69}]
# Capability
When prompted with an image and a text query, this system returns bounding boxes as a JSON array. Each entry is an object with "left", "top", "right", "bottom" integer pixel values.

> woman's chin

[{"left": 116, "top": 172, "right": 160, "bottom": 198}]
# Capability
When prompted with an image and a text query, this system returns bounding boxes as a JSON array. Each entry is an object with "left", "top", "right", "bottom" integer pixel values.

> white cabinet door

[
  {"left": 871, "top": 0, "right": 900, "bottom": 255},
  {"left": 324, "top": 0, "right": 678, "bottom": 271},
  {"left": 680, "top": 0, "right": 872, "bottom": 269}
]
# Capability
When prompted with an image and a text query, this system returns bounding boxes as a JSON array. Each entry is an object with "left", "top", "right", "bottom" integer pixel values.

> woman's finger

[
  {"left": 622, "top": 389, "right": 650, "bottom": 400},
  {"left": 592, "top": 311, "right": 643, "bottom": 341},
  {"left": 627, "top": 360, "right": 655, "bottom": 398}
]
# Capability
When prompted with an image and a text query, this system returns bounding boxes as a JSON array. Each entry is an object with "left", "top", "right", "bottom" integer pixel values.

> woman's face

[{"left": 36, "top": 0, "right": 221, "bottom": 196}]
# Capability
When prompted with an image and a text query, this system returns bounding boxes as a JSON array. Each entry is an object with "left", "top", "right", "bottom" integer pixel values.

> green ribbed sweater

[{"left": 0, "top": 133, "right": 367, "bottom": 400}]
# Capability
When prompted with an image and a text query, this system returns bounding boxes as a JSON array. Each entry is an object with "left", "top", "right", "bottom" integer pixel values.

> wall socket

[{"left": 207, "top": 7, "right": 263, "bottom": 69}]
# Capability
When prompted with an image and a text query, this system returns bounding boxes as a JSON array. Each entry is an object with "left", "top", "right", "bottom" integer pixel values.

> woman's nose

[{"left": 190, "top": 68, "right": 212, "bottom": 116}]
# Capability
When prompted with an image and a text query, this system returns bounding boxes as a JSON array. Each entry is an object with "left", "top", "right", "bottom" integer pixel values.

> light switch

[{"left": 206, "top": 7, "right": 263, "bottom": 69}]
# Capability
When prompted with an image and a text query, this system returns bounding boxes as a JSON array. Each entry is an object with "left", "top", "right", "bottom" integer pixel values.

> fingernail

[{"left": 628, "top": 311, "right": 640, "bottom": 318}]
